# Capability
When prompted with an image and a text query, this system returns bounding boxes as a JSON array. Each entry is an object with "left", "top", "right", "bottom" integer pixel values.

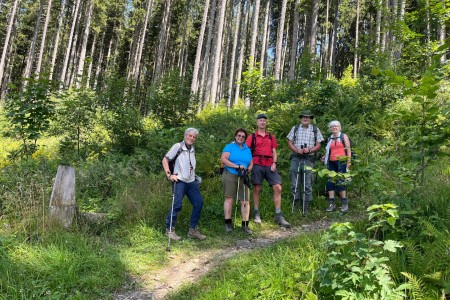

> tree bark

[
  {"left": 134, "top": 0, "right": 154, "bottom": 82},
  {"left": 0, "top": 0, "right": 21, "bottom": 90},
  {"left": 49, "top": 0, "right": 66, "bottom": 81},
  {"left": 24, "top": 0, "right": 45, "bottom": 81},
  {"left": 36, "top": 0, "right": 53, "bottom": 77},
  {"left": 75, "top": 0, "right": 94, "bottom": 88},
  {"left": 49, "top": 165, "right": 76, "bottom": 228},
  {"left": 85, "top": 33, "right": 97, "bottom": 88},
  {"left": 353, "top": 0, "right": 360, "bottom": 77},
  {"left": 178, "top": 0, "right": 191, "bottom": 76},
  {"left": 154, "top": 0, "right": 172, "bottom": 82},
  {"left": 289, "top": 0, "right": 300, "bottom": 81},
  {"left": 260, "top": 0, "right": 270, "bottom": 75},
  {"left": 249, "top": 0, "right": 260, "bottom": 68},
  {"left": 207, "top": 0, "right": 227, "bottom": 105},
  {"left": 376, "top": 0, "right": 382, "bottom": 50},
  {"left": 191, "top": 0, "right": 211, "bottom": 95},
  {"left": 60, "top": 0, "right": 81, "bottom": 87},
  {"left": 227, "top": 0, "right": 243, "bottom": 107},
  {"left": 274, "top": 0, "right": 287, "bottom": 80},
  {"left": 330, "top": 0, "right": 339, "bottom": 76},
  {"left": 234, "top": 0, "right": 249, "bottom": 105},
  {"left": 309, "top": 0, "right": 319, "bottom": 56}
]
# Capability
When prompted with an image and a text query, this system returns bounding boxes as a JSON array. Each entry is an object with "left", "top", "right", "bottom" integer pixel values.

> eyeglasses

[{"left": 236, "top": 134, "right": 246, "bottom": 138}]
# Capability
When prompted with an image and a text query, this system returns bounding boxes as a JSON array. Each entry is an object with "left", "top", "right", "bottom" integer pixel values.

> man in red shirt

[{"left": 246, "top": 114, "right": 291, "bottom": 228}]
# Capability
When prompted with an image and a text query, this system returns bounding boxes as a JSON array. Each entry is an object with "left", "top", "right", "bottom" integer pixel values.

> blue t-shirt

[{"left": 222, "top": 142, "right": 252, "bottom": 175}]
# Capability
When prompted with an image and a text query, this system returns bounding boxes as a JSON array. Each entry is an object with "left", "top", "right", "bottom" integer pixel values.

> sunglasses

[{"left": 236, "top": 134, "right": 246, "bottom": 138}]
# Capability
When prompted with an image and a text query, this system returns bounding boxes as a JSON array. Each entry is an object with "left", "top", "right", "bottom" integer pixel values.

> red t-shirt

[
  {"left": 246, "top": 131, "right": 278, "bottom": 166},
  {"left": 329, "top": 138, "right": 346, "bottom": 161}
]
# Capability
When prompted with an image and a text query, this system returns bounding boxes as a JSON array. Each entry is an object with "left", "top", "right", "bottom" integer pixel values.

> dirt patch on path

[{"left": 114, "top": 218, "right": 336, "bottom": 300}]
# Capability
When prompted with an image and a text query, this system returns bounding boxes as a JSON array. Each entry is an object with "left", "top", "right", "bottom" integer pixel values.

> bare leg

[
  {"left": 224, "top": 197, "right": 233, "bottom": 219},
  {"left": 272, "top": 184, "right": 282, "bottom": 209},
  {"left": 253, "top": 184, "right": 262, "bottom": 209},
  {"left": 240, "top": 199, "right": 250, "bottom": 221}
]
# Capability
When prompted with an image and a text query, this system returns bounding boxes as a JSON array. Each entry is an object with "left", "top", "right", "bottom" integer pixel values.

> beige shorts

[{"left": 221, "top": 171, "right": 249, "bottom": 201}]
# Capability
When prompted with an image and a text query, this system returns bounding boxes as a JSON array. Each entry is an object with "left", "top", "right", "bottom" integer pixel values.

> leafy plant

[
  {"left": 317, "top": 205, "right": 405, "bottom": 299},
  {"left": 4, "top": 77, "right": 55, "bottom": 159}
]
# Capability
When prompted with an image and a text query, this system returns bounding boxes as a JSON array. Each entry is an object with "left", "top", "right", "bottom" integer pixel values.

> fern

[{"left": 402, "top": 272, "right": 426, "bottom": 300}]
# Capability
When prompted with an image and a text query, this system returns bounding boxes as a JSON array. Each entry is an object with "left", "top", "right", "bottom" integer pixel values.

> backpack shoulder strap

[
  {"left": 313, "top": 125, "right": 318, "bottom": 144},
  {"left": 251, "top": 133, "right": 256, "bottom": 154},
  {"left": 293, "top": 125, "right": 299, "bottom": 143}
]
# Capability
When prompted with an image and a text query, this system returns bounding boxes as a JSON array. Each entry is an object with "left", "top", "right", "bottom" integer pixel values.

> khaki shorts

[{"left": 222, "top": 171, "right": 249, "bottom": 201}]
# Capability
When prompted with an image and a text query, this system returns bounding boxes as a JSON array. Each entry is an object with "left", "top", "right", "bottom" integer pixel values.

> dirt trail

[{"left": 114, "top": 218, "right": 335, "bottom": 300}]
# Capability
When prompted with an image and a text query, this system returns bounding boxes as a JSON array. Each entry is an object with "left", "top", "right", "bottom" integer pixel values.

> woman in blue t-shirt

[{"left": 221, "top": 128, "right": 253, "bottom": 234}]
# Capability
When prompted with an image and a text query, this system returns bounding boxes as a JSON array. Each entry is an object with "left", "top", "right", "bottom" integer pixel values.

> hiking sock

[
  {"left": 254, "top": 208, "right": 259, "bottom": 215},
  {"left": 225, "top": 219, "right": 232, "bottom": 224},
  {"left": 275, "top": 207, "right": 281, "bottom": 214},
  {"left": 242, "top": 221, "right": 249, "bottom": 227},
  {"left": 341, "top": 198, "right": 348, "bottom": 204}
]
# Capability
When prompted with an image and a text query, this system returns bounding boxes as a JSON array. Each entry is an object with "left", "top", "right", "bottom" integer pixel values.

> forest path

[{"left": 114, "top": 218, "right": 336, "bottom": 300}]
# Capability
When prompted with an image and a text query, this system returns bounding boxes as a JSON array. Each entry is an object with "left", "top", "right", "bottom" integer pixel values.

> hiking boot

[
  {"left": 166, "top": 228, "right": 181, "bottom": 241},
  {"left": 341, "top": 203, "right": 349, "bottom": 213},
  {"left": 274, "top": 213, "right": 291, "bottom": 228},
  {"left": 326, "top": 203, "right": 336, "bottom": 212},
  {"left": 242, "top": 226, "right": 253, "bottom": 235},
  {"left": 225, "top": 223, "right": 233, "bottom": 233},
  {"left": 254, "top": 212, "right": 262, "bottom": 224},
  {"left": 188, "top": 226, "right": 206, "bottom": 240}
]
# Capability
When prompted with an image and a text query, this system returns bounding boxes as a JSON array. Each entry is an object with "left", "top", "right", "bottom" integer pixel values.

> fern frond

[{"left": 401, "top": 272, "right": 425, "bottom": 300}]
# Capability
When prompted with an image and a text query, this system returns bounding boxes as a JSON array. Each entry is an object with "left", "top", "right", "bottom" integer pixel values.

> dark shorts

[{"left": 251, "top": 164, "right": 282, "bottom": 186}]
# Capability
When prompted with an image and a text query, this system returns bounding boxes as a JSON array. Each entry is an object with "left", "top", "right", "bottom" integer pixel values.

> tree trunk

[
  {"left": 289, "top": 0, "right": 300, "bottom": 81},
  {"left": 49, "top": 0, "right": 66, "bottom": 81},
  {"left": 134, "top": 0, "right": 154, "bottom": 83},
  {"left": 60, "top": 0, "right": 81, "bottom": 87},
  {"left": 376, "top": 0, "right": 382, "bottom": 50},
  {"left": 191, "top": 0, "right": 211, "bottom": 95},
  {"left": 75, "top": 0, "right": 94, "bottom": 88},
  {"left": 207, "top": 0, "right": 227, "bottom": 105},
  {"left": 49, "top": 165, "right": 76, "bottom": 228},
  {"left": 249, "top": 0, "right": 260, "bottom": 68},
  {"left": 154, "top": 0, "right": 172, "bottom": 82},
  {"left": 0, "top": 0, "right": 21, "bottom": 90},
  {"left": 66, "top": 7, "right": 82, "bottom": 87},
  {"left": 93, "top": 32, "right": 105, "bottom": 90},
  {"left": 309, "top": 0, "right": 319, "bottom": 56},
  {"left": 234, "top": 0, "right": 249, "bottom": 105},
  {"left": 227, "top": 0, "right": 243, "bottom": 107},
  {"left": 330, "top": 0, "right": 339, "bottom": 76},
  {"left": 178, "top": 0, "right": 191, "bottom": 76},
  {"left": 440, "top": 0, "right": 446, "bottom": 64},
  {"left": 353, "top": 0, "right": 360, "bottom": 77},
  {"left": 274, "top": 0, "right": 287, "bottom": 80},
  {"left": 260, "top": 0, "right": 270, "bottom": 75},
  {"left": 199, "top": 0, "right": 217, "bottom": 106},
  {"left": 24, "top": 0, "right": 45, "bottom": 81},
  {"left": 36, "top": 0, "right": 53, "bottom": 77},
  {"left": 85, "top": 33, "right": 97, "bottom": 88}
]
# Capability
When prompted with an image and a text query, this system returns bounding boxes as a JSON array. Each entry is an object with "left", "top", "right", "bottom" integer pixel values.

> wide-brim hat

[{"left": 299, "top": 110, "right": 314, "bottom": 119}]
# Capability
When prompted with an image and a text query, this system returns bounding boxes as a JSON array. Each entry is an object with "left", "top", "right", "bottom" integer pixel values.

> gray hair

[
  {"left": 328, "top": 120, "right": 341, "bottom": 129},
  {"left": 184, "top": 127, "right": 199, "bottom": 137}
]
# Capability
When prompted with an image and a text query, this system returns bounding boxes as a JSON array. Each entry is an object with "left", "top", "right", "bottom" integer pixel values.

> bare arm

[
  {"left": 162, "top": 157, "right": 178, "bottom": 182},
  {"left": 221, "top": 152, "right": 243, "bottom": 169},
  {"left": 343, "top": 134, "right": 352, "bottom": 165}
]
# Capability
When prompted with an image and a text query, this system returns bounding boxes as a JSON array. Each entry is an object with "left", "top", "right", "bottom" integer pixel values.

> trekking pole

[
  {"left": 291, "top": 145, "right": 304, "bottom": 213},
  {"left": 166, "top": 181, "right": 176, "bottom": 252},
  {"left": 302, "top": 143, "right": 307, "bottom": 215},
  {"left": 234, "top": 168, "right": 241, "bottom": 228}
]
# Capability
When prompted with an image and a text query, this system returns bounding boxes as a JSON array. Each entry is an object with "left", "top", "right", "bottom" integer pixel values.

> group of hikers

[{"left": 161, "top": 110, "right": 352, "bottom": 241}]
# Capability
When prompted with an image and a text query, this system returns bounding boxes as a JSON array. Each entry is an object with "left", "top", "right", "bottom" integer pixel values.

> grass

[{"left": 168, "top": 233, "right": 323, "bottom": 299}]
